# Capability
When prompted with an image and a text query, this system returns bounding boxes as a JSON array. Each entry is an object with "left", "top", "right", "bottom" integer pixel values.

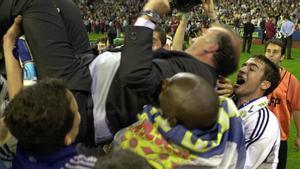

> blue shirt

[
  {"left": 12, "top": 144, "right": 96, "bottom": 169},
  {"left": 280, "top": 19, "right": 295, "bottom": 37}
]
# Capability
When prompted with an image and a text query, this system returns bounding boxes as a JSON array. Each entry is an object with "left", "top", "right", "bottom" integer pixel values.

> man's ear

[
  {"left": 280, "top": 55, "right": 285, "bottom": 62},
  {"left": 207, "top": 43, "right": 219, "bottom": 53},
  {"left": 64, "top": 134, "right": 72, "bottom": 146},
  {"left": 261, "top": 80, "right": 271, "bottom": 91}
]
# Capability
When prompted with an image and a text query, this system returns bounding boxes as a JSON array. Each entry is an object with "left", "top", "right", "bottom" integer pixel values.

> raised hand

[
  {"left": 216, "top": 76, "right": 234, "bottom": 97},
  {"left": 3, "top": 15, "right": 22, "bottom": 49}
]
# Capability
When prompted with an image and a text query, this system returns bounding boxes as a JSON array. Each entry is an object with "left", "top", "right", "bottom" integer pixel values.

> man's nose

[{"left": 240, "top": 66, "right": 248, "bottom": 73}]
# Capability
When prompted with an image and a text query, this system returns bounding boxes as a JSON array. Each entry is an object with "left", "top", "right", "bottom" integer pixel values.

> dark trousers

[
  {"left": 261, "top": 30, "right": 266, "bottom": 44},
  {"left": 242, "top": 36, "right": 252, "bottom": 52},
  {"left": 277, "top": 141, "right": 287, "bottom": 169},
  {"left": 72, "top": 90, "right": 95, "bottom": 145},
  {"left": 282, "top": 35, "right": 293, "bottom": 59},
  {"left": 7, "top": 0, "right": 94, "bottom": 92}
]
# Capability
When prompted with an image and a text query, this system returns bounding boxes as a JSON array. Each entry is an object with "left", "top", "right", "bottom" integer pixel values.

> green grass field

[{"left": 89, "top": 33, "right": 300, "bottom": 168}]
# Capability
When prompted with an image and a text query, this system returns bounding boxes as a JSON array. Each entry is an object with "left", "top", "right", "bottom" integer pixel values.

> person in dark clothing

[
  {"left": 242, "top": 17, "right": 255, "bottom": 53},
  {"left": 0, "top": 0, "right": 94, "bottom": 144},
  {"left": 260, "top": 17, "right": 266, "bottom": 44},
  {"left": 107, "top": 22, "right": 117, "bottom": 48}
]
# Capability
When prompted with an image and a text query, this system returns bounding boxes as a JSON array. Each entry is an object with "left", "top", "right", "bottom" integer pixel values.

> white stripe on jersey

[{"left": 63, "top": 154, "right": 97, "bottom": 169}]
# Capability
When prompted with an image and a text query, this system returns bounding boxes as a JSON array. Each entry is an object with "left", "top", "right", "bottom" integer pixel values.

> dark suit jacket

[
  {"left": 243, "top": 22, "right": 255, "bottom": 38},
  {"left": 105, "top": 26, "right": 217, "bottom": 133}
]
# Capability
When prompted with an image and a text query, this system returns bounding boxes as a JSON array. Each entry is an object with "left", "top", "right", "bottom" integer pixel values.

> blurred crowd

[{"left": 76, "top": 0, "right": 300, "bottom": 36}]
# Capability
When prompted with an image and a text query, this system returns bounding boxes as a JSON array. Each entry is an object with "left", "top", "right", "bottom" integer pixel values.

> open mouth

[{"left": 235, "top": 76, "right": 245, "bottom": 88}]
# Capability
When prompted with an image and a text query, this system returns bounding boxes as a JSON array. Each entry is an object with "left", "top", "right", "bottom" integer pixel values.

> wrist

[
  {"left": 181, "top": 14, "right": 190, "bottom": 21},
  {"left": 3, "top": 41, "right": 15, "bottom": 51},
  {"left": 3, "top": 34, "right": 17, "bottom": 47},
  {"left": 139, "top": 9, "right": 161, "bottom": 24},
  {"left": 208, "top": 12, "right": 217, "bottom": 20},
  {"left": 209, "top": 14, "right": 218, "bottom": 23},
  {"left": 143, "top": 5, "right": 162, "bottom": 17}
]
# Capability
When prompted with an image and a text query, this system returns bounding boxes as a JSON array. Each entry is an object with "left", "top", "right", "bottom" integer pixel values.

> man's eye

[{"left": 250, "top": 66, "right": 256, "bottom": 71}]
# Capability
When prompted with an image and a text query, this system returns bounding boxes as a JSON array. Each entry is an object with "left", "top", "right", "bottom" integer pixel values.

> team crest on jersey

[{"left": 240, "top": 110, "right": 247, "bottom": 118}]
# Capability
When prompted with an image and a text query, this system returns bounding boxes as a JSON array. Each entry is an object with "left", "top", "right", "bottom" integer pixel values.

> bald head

[
  {"left": 159, "top": 73, "right": 219, "bottom": 130},
  {"left": 187, "top": 25, "right": 240, "bottom": 77}
]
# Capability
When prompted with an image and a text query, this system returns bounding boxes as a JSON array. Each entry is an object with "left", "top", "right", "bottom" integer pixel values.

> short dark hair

[
  {"left": 4, "top": 79, "right": 74, "bottom": 155},
  {"left": 98, "top": 37, "right": 108, "bottom": 44},
  {"left": 265, "top": 39, "right": 285, "bottom": 56},
  {"left": 251, "top": 55, "right": 280, "bottom": 96},
  {"left": 154, "top": 26, "right": 167, "bottom": 47},
  {"left": 213, "top": 26, "right": 240, "bottom": 77},
  {"left": 95, "top": 149, "right": 151, "bottom": 169}
]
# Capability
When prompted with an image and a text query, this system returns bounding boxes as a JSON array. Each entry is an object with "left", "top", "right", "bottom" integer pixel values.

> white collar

[{"left": 238, "top": 96, "right": 269, "bottom": 119}]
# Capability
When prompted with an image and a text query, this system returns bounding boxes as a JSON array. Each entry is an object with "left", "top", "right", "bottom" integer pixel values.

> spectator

[
  {"left": 233, "top": 16, "right": 241, "bottom": 35},
  {"left": 107, "top": 22, "right": 117, "bottom": 47},
  {"left": 152, "top": 26, "right": 167, "bottom": 51},
  {"left": 4, "top": 79, "right": 97, "bottom": 169},
  {"left": 242, "top": 17, "right": 255, "bottom": 53},
  {"left": 96, "top": 37, "right": 108, "bottom": 54},
  {"left": 265, "top": 16, "right": 276, "bottom": 41},
  {"left": 260, "top": 16, "right": 266, "bottom": 44},
  {"left": 264, "top": 39, "right": 300, "bottom": 169},
  {"left": 280, "top": 14, "right": 295, "bottom": 59},
  {"left": 115, "top": 73, "right": 246, "bottom": 169}
]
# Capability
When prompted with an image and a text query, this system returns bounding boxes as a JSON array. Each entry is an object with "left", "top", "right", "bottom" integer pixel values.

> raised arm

[
  {"left": 0, "top": 16, "right": 22, "bottom": 146},
  {"left": 119, "top": 0, "right": 170, "bottom": 95},
  {"left": 202, "top": 0, "right": 220, "bottom": 26},
  {"left": 2, "top": 16, "right": 23, "bottom": 100},
  {"left": 172, "top": 13, "right": 189, "bottom": 51}
]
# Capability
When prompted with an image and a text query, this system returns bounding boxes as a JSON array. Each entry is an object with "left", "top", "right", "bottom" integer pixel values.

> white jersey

[{"left": 239, "top": 96, "right": 280, "bottom": 169}]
